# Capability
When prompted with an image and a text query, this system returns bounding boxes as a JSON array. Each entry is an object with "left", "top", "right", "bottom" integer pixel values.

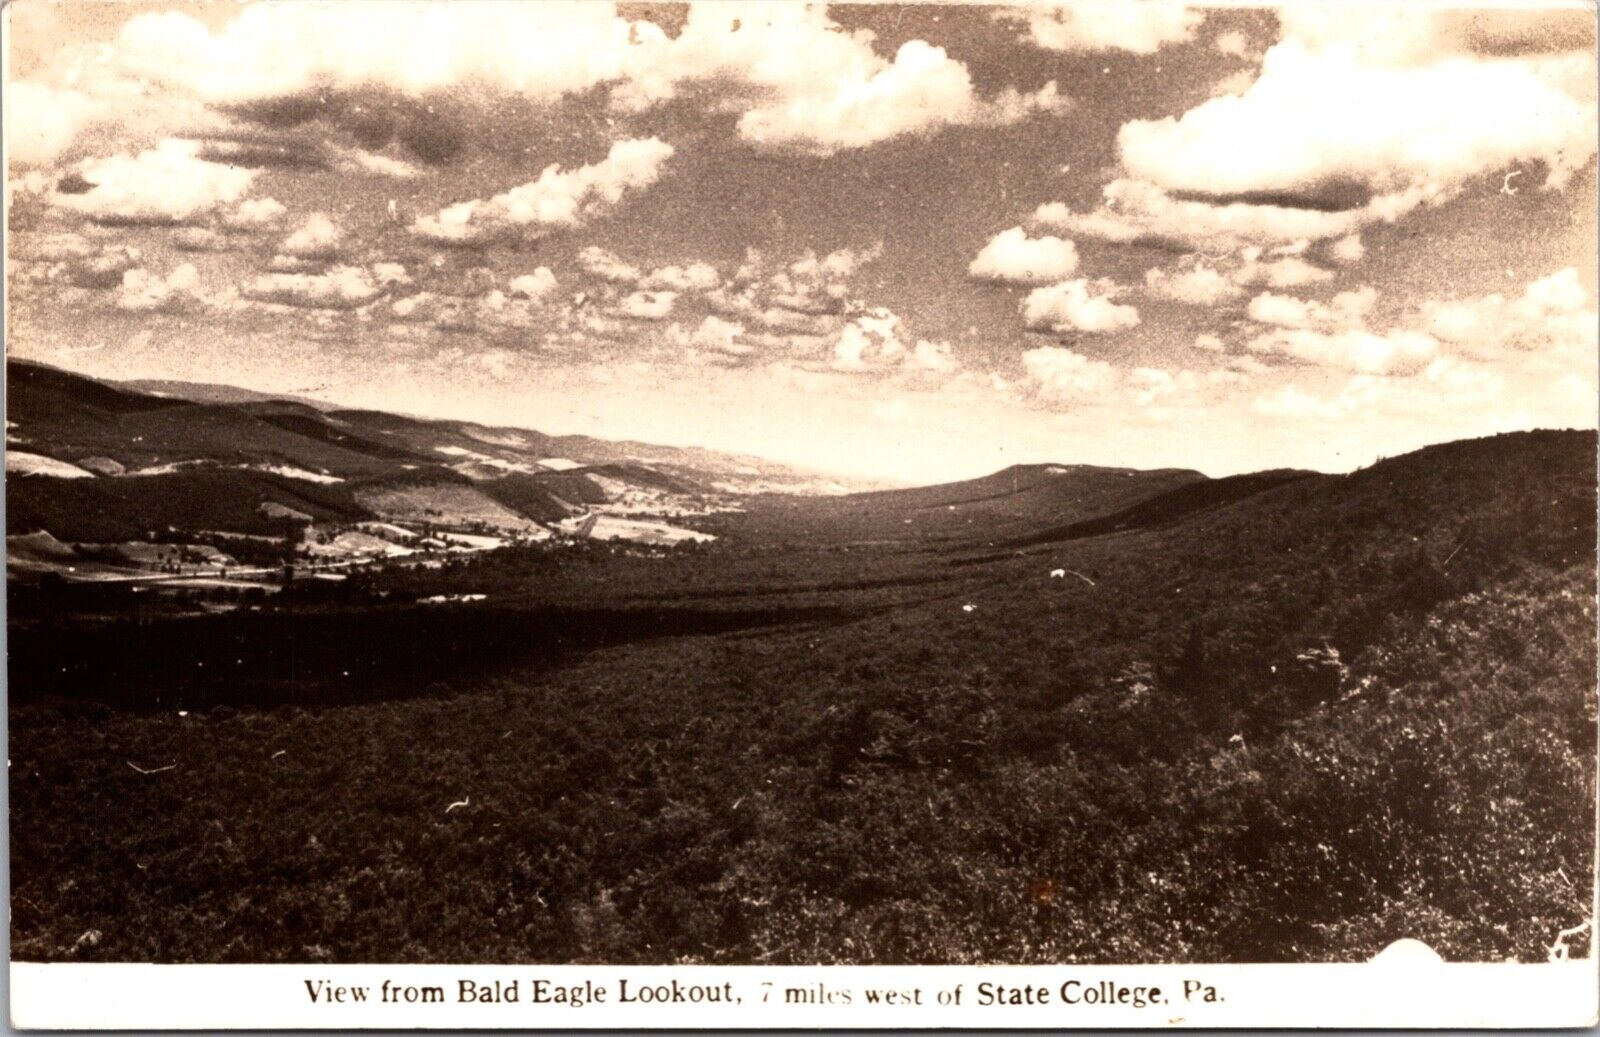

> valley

[{"left": 7, "top": 360, "right": 1596, "bottom": 966}]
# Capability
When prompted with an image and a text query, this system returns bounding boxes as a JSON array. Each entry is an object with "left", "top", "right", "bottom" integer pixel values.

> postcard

[{"left": 5, "top": 0, "right": 1597, "bottom": 1028}]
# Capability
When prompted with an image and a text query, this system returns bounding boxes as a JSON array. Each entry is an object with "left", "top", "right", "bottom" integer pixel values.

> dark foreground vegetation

[{"left": 9, "top": 430, "right": 1596, "bottom": 963}]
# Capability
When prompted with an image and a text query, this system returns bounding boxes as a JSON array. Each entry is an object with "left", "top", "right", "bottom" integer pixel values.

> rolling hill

[{"left": 3, "top": 360, "right": 865, "bottom": 545}]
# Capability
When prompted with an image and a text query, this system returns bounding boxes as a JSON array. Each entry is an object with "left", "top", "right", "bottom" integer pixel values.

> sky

[{"left": 4, "top": 1, "right": 1597, "bottom": 484}]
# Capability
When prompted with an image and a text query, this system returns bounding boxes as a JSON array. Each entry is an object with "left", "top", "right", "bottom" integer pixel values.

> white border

[{"left": 10, "top": 961, "right": 1599, "bottom": 1030}]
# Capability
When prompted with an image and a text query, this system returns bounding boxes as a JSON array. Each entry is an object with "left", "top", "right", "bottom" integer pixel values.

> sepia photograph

[{"left": 4, "top": 0, "right": 1598, "bottom": 1024}]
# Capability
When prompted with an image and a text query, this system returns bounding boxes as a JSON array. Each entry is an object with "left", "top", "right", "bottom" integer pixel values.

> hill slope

[{"left": 4, "top": 360, "right": 861, "bottom": 542}]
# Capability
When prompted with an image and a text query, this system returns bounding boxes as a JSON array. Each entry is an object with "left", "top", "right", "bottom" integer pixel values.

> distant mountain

[
  {"left": 705, "top": 461, "right": 1213, "bottom": 546},
  {"left": 118, "top": 378, "right": 336, "bottom": 410},
  {"left": 4, "top": 359, "right": 869, "bottom": 544}
]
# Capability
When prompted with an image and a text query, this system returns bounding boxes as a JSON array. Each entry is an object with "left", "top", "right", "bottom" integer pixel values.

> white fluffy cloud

[
  {"left": 1247, "top": 286, "right": 1377, "bottom": 331},
  {"left": 221, "top": 196, "right": 288, "bottom": 231},
  {"left": 1029, "top": 9, "right": 1596, "bottom": 253},
  {"left": 1035, "top": 178, "right": 1381, "bottom": 251},
  {"left": 50, "top": 139, "right": 256, "bottom": 225},
  {"left": 1022, "top": 345, "right": 1249, "bottom": 413},
  {"left": 1329, "top": 234, "right": 1365, "bottom": 264},
  {"left": 996, "top": 3, "right": 1203, "bottom": 54},
  {"left": 1241, "top": 270, "right": 1595, "bottom": 381},
  {"left": 1144, "top": 245, "right": 1337, "bottom": 306},
  {"left": 684, "top": 315, "right": 752, "bottom": 357},
  {"left": 645, "top": 262, "right": 720, "bottom": 292},
  {"left": 969, "top": 227, "right": 1079, "bottom": 284},
  {"left": 813, "top": 308, "right": 961, "bottom": 378},
  {"left": 615, "top": 290, "right": 678, "bottom": 321},
  {"left": 1021, "top": 346, "right": 1121, "bottom": 403},
  {"left": 1422, "top": 267, "right": 1597, "bottom": 360},
  {"left": 104, "top": 3, "right": 645, "bottom": 104},
  {"left": 576, "top": 249, "right": 721, "bottom": 293},
  {"left": 117, "top": 263, "right": 204, "bottom": 312},
  {"left": 280, "top": 213, "right": 343, "bottom": 260},
  {"left": 577, "top": 247, "right": 644, "bottom": 285},
  {"left": 9, "top": 235, "right": 143, "bottom": 289},
  {"left": 735, "top": 38, "right": 1065, "bottom": 155},
  {"left": 1250, "top": 327, "right": 1439, "bottom": 376},
  {"left": 709, "top": 244, "right": 882, "bottom": 332},
  {"left": 1144, "top": 261, "right": 1242, "bottom": 305},
  {"left": 1115, "top": 9, "right": 1596, "bottom": 233},
  {"left": 5, "top": 81, "right": 96, "bottom": 167},
  {"left": 508, "top": 268, "right": 558, "bottom": 300},
  {"left": 71, "top": 2, "right": 1063, "bottom": 158},
  {"left": 412, "top": 137, "right": 674, "bottom": 246},
  {"left": 832, "top": 309, "right": 908, "bottom": 372},
  {"left": 242, "top": 265, "right": 385, "bottom": 310},
  {"left": 1022, "top": 279, "right": 1140, "bottom": 334},
  {"left": 1214, "top": 30, "right": 1251, "bottom": 59},
  {"left": 1244, "top": 286, "right": 1433, "bottom": 375}
]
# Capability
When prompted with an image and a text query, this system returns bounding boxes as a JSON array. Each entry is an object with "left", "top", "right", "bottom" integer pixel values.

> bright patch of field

[
  {"left": 6, "top": 452, "right": 95, "bottom": 479},
  {"left": 558, "top": 514, "right": 714, "bottom": 545}
]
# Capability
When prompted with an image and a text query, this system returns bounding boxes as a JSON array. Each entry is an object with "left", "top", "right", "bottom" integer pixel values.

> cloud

[
  {"left": 996, "top": 3, "right": 1203, "bottom": 54},
  {"left": 105, "top": 3, "right": 643, "bottom": 104},
  {"left": 370, "top": 262, "right": 411, "bottom": 288},
  {"left": 1246, "top": 286, "right": 1377, "bottom": 330},
  {"left": 909, "top": 339, "right": 960, "bottom": 375},
  {"left": 281, "top": 212, "right": 343, "bottom": 260},
  {"left": 1027, "top": 10, "right": 1595, "bottom": 254},
  {"left": 734, "top": 38, "right": 1066, "bottom": 155},
  {"left": 78, "top": 3, "right": 1066, "bottom": 160},
  {"left": 1021, "top": 346, "right": 1121, "bottom": 403},
  {"left": 576, "top": 247, "right": 643, "bottom": 285},
  {"left": 339, "top": 149, "right": 420, "bottom": 178},
  {"left": 1328, "top": 234, "right": 1365, "bottom": 264},
  {"left": 48, "top": 139, "right": 256, "bottom": 225},
  {"left": 508, "top": 268, "right": 557, "bottom": 300},
  {"left": 614, "top": 289, "right": 677, "bottom": 321},
  {"left": 1240, "top": 270, "right": 1595, "bottom": 381},
  {"left": 1253, "top": 359, "right": 1506, "bottom": 423},
  {"left": 241, "top": 264, "right": 385, "bottom": 310},
  {"left": 411, "top": 137, "right": 674, "bottom": 246},
  {"left": 5, "top": 82, "right": 96, "bottom": 167},
  {"left": 172, "top": 227, "right": 234, "bottom": 252},
  {"left": 683, "top": 315, "right": 752, "bottom": 357},
  {"left": 1248, "top": 327, "right": 1439, "bottom": 376},
  {"left": 969, "top": 227, "right": 1079, "bottom": 284},
  {"left": 1233, "top": 253, "right": 1335, "bottom": 289},
  {"left": 708, "top": 244, "right": 881, "bottom": 331},
  {"left": 832, "top": 308, "right": 908, "bottom": 372},
  {"left": 805, "top": 307, "right": 962, "bottom": 378},
  {"left": 1117, "top": 26, "right": 1597, "bottom": 208},
  {"left": 1144, "top": 261, "right": 1242, "bottom": 305},
  {"left": 576, "top": 248, "right": 721, "bottom": 293},
  {"left": 1021, "top": 279, "right": 1140, "bottom": 334},
  {"left": 10, "top": 236, "right": 144, "bottom": 289},
  {"left": 1243, "top": 286, "right": 1435, "bottom": 375},
  {"left": 1422, "top": 267, "right": 1597, "bottom": 360},
  {"left": 645, "top": 262, "right": 720, "bottom": 292},
  {"left": 1034, "top": 178, "right": 1388, "bottom": 250},
  {"left": 1144, "top": 245, "right": 1336, "bottom": 306},
  {"left": 221, "top": 196, "right": 289, "bottom": 230},
  {"left": 1022, "top": 346, "right": 1250, "bottom": 414},
  {"left": 1214, "top": 30, "right": 1252, "bottom": 59},
  {"left": 117, "top": 263, "right": 204, "bottom": 312}
]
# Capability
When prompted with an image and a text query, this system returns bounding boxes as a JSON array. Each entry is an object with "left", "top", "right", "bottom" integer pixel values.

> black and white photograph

[{"left": 4, "top": 0, "right": 1598, "bottom": 1027}]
